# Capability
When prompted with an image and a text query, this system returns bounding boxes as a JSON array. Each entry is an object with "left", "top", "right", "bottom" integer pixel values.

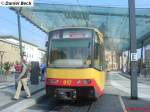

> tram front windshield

[{"left": 49, "top": 38, "right": 92, "bottom": 68}]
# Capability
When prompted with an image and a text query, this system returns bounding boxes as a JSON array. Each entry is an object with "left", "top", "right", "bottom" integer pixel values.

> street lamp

[{"left": 17, "top": 8, "right": 23, "bottom": 60}]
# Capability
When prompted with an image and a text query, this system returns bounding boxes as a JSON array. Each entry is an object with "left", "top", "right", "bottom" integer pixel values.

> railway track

[
  {"left": 48, "top": 98, "right": 97, "bottom": 112},
  {"left": 24, "top": 93, "right": 125, "bottom": 112},
  {"left": 24, "top": 96, "right": 97, "bottom": 112}
]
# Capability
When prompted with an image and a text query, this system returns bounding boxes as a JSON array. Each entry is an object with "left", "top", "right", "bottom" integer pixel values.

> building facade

[
  {"left": 38, "top": 48, "right": 46, "bottom": 64},
  {"left": 0, "top": 36, "right": 46, "bottom": 64},
  {"left": 105, "top": 50, "right": 118, "bottom": 70},
  {"left": 0, "top": 39, "right": 20, "bottom": 64}
]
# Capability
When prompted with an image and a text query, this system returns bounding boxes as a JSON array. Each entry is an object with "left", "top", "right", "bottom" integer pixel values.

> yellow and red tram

[{"left": 46, "top": 27, "right": 105, "bottom": 100}]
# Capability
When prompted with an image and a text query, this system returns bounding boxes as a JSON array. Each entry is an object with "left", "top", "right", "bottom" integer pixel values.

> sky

[
  {"left": 0, "top": 0, "right": 150, "bottom": 49},
  {"left": 0, "top": 7, "right": 47, "bottom": 49}
]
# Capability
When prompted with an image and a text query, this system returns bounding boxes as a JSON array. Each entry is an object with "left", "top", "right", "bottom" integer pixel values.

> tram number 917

[{"left": 63, "top": 80, "right": 72, "bottom": 85}]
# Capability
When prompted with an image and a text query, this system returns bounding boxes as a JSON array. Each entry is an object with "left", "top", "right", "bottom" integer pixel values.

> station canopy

[{"left": 11, "top": 3, "right": 150, "bottom": 52}]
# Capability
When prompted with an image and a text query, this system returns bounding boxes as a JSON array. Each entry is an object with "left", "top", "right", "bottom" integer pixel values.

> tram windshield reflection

[{"left": 49, "top": 39, "right": 92, "bottom": 67}]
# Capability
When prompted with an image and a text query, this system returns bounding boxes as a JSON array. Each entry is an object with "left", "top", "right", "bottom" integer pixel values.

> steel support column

[
  {"left": 17, "top": 8, "right": 23, "bottom": 60},
  {"left": 112, "top": 51, "right": 113, "bottom": 70},
  {"left": 122, "top": 52, "right": 124, "bottom": 71},
  {"left": 127, "top": 50, "right": 130, "bottom": 73},
  {"left": 140, "top": 41, "right": 144, "bottom": 75},
  {"left": 128, "top": 0, "right": 138, "bottom": 99},
  {"left": 120, "top": 54, "right": 122, "bottom": 70},
  {"left": 86, "top": 20, "right": 89, "bottom": 27},
  {"left": 117, "top": 52, "right": 120, "bottom": 70}
]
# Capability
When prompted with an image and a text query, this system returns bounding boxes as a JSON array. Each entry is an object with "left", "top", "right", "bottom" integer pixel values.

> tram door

[{"left": 30, "top": 61, "right": 40, "bottom": 84}]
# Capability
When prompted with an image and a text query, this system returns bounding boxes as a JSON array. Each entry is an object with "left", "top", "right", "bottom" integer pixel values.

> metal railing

[
  {"left": 0, "top": 73, "right": 15, "bottom": 83},
  {"left": 140, "top": 67, "right": 150, "bottom": 79}
]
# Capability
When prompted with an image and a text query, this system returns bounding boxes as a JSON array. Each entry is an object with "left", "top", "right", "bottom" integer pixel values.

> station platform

[
  {"left": 86, "top": 71, "right": 150, "bottom": 112},
  {"left": 0, "top": 71, "right": 150, "bottom": 112},
  {"left": 23, "top": 71, "right": 150, "bottom": 112},
  {"left": 0, "top": 79, "right": 45, "bottom": 112},
  {"left": 89, "top": 94, "right": 150, "bottom": 112},
  {"left": 104, "top": 71, "right": 150, "bottom": 112}
]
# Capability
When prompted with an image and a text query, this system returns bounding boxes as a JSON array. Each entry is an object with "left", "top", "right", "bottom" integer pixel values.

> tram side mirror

[{"left": 45, "top": 41, "right": 48, "bottom": 47}]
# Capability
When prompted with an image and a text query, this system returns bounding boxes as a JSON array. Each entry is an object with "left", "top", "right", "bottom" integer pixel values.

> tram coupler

[{"left": 54, "top": 88, "right": 77, "bottom": 100}]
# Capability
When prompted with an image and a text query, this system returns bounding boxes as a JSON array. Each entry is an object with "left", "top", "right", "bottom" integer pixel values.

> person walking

[
  {"left": 15, "top": 61, "right": 22, "bottom": 73},
  {"left": 40, "top": 63, "right": 46, "bottom": 81},
  {"left": 13, "top": 59, "right": 31, "bottom": 100},
  {"left": 14, "top": 62, "right": 21, "bottom": 89}
]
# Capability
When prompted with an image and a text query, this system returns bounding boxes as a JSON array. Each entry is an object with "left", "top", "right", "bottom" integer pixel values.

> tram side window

[{"left": 94, "top": 33, "right": 101, "bottom": 69}]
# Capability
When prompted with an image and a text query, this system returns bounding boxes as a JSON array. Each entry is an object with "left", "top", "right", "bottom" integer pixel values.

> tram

[{"left": 46, "top": 27, "right": 105, "bottom": 100}]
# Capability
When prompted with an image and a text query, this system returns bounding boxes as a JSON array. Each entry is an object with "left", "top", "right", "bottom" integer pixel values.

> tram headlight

[
  {"left": 76, "top": 80, "right": 81, "bottom": 85},
  {"left": 83, "top": 79, "right": 91, "bottom": 85},
  {"left": 47, "top": 79, "right": 59, "bottom": 84}
]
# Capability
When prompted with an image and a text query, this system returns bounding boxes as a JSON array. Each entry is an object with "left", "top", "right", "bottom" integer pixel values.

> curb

[
  {"left": 1, "top": 88, "right": 45, "bottom": 112},
  {"left": 119, "top": 72, "right": 150, "bottom": 85},
  {"left": 0, "top": 83, "right": 14, "bottom": 89}
]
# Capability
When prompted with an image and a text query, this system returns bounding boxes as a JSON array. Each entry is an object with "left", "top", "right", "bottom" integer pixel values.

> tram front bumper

[
  {"left": 54, "top": 88, "right": 77, "bottom": 100},
  {"left": 46, "top": 85, "right": 95, "bottom": 99}
]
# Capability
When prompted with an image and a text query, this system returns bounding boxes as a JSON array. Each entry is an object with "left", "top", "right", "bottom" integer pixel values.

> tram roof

[{"left": 11, "top": 3, "right": 150, "bottom": 51}]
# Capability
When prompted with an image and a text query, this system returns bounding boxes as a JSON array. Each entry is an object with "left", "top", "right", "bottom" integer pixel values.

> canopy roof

[{"left": 11, "top": 3, "right": 150, "bottom": 51}]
